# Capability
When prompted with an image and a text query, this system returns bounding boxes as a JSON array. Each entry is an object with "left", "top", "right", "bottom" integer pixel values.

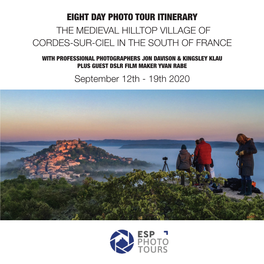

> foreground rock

[{"left": 219, "top": 187, "right": 264, "bottom": 200}]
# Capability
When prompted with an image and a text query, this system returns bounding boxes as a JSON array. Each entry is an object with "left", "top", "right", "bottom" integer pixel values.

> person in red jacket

[{"left": 194, "top": 138, "right": 212, "bottom": 179}]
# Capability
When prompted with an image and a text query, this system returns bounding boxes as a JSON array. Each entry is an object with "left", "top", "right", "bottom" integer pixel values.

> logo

[{"left": 110, "top": 230, "right": 134, "bottom": 254}]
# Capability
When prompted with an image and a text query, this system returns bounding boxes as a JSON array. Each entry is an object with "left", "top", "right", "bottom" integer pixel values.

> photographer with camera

[
  {"left": 176, "top": 144, "right": 192, "bottom": 186},
  {"left": 236, "top": 133, "right": 257, "bottom": 196}
]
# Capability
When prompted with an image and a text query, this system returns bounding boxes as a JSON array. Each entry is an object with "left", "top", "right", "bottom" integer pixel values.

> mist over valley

[{"left": 1, "top": 139, "right": 263, "bottom": 192}]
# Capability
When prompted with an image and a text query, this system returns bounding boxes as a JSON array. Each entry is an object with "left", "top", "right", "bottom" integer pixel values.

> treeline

[
  {"left": 1, "top": 176, "right": 78, "bottom": 220},
  {"left": 1, "top": 170, "right": 264, "bottom": 220}
]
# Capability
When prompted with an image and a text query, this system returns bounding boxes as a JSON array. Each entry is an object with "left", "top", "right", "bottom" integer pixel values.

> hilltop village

[{"left": 22, "top": 139, "right": 134, "bottom": 183}]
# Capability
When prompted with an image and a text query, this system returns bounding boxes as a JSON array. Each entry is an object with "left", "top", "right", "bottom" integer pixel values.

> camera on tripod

[{"left": 162, "top": 157, "right": 170, "bottom": 172}]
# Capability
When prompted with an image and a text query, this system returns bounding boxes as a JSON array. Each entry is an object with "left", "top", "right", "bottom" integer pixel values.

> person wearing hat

[{"left": 176, "top": 144, "right": 192, "bottom": 186}]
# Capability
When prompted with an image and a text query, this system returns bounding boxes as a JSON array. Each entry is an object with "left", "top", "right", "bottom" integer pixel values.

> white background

[
  {"left": 2, "top": 221, "right": 264, "bottom": 263},
  {"left": 0, "top": 0, "right": 264, "bottom": 89},
  {"left": 1, "top": 1, "right": 264, "bottom": 263}
]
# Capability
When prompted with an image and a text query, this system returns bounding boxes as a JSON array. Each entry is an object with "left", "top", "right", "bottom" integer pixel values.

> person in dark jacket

[
  {"left": 193, "top": 139, "right": 200, "bottom": 171},
  {"left": 236, "top": 133, "right": 257, "bottom": 195},
  {"left": 176, "top": 144, "right": 192, "bottom": 186},
  {"left": 194, "top": 138, "right": 212, "bottom": 179}
]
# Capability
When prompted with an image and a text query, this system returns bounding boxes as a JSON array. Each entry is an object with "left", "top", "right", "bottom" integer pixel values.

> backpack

[
  {"left": 224, "top": 178, "right": 241, "bottom": 189},
  {"left": 252, "top": 187, "right": 261, "bottom": 194}
]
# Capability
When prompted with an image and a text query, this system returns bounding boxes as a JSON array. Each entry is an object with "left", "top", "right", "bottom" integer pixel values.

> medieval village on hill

[{"left": 22, "top": 139, "right": 133, "bottom": 183}]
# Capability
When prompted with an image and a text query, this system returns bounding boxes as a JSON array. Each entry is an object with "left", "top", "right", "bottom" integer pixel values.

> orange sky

[{"left": 1, "top": 90, "right": 264, "bottom": 142}]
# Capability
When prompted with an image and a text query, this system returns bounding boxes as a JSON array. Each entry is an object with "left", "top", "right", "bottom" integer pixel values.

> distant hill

[
  {"left": 2, "top": 139, "right": 264, "bottom": 150},
  {"left": 1, "top": 141, "right": 56, "bottom": 146},
  {"left": 120, "top": 141, "right": 239, "bottom": 149},
  {"left": 0, "top": 146, "right": 25, "bottom": 153},
  {"left": 121, "top": 141, "right": 264, "bottom": 150}
]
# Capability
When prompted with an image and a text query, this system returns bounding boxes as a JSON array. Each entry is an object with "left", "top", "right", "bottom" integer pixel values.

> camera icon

[{"left": 110, "top": 230, "right": 134, "bottom": 254}]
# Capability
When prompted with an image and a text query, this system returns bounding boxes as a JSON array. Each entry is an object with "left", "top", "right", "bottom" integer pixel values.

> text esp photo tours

[{"left": 110, "top": 230, "right": 169, "bottom": 254}]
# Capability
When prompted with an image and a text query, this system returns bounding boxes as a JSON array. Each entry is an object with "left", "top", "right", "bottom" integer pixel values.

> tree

[{"left": 33, "top": 202, "right": 53, "bottom": 220}]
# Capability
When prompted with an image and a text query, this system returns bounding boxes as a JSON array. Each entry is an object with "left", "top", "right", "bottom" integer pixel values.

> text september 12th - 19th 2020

[{"left": 74, "top": 74, "right": 191, "bottom": 84}]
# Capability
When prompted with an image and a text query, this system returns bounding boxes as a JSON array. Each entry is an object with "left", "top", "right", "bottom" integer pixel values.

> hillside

[{"left": 3, "top": 139, "right": 151, "bottom": 183}]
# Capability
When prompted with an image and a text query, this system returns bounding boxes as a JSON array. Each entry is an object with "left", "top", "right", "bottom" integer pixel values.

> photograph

[
  {"left": 1, "top": 0, "right": 264, "bottom": 262},
  {"left": 1, "top": 90, "right": 264, "bottom": 220}
]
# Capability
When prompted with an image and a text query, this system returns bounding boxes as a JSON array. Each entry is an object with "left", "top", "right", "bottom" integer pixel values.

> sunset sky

[{"left": 1, "top": 90, "right": 264, "bottom": 142}]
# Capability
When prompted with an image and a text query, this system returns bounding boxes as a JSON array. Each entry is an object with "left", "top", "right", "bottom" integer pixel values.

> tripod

[{"left": 162, "top": 159, "right": 170, "bottom": 172}]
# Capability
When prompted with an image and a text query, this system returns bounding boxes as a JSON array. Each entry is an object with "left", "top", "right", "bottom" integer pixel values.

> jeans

[
  {"left": 241, "top": 175, "right": 251, "bottom": 182},
  {"left": 198, "top": 164, "right": 211, "bottom": 179},
  {"left": 241, "top": 176, "right": 252, "bottom": 184},
  {"left": 240, "top": 175, "right": 252, "bottom": 194}
]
